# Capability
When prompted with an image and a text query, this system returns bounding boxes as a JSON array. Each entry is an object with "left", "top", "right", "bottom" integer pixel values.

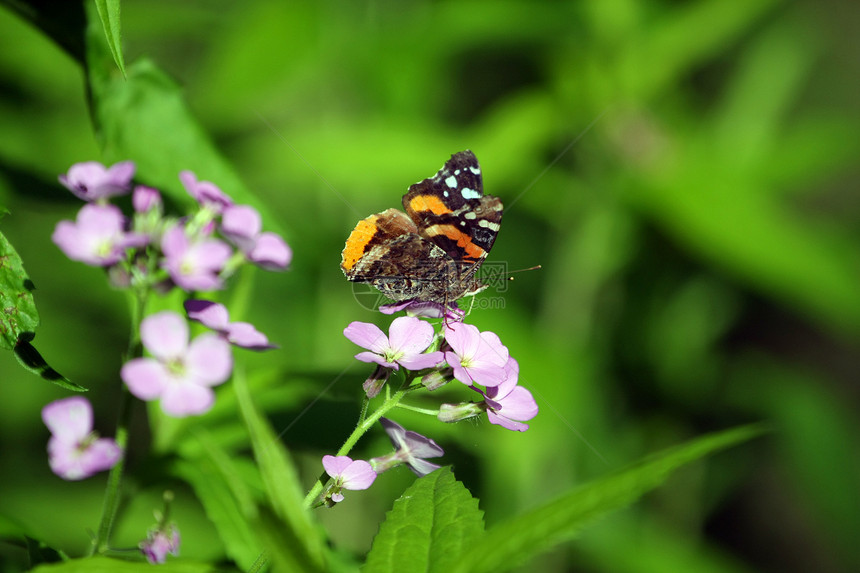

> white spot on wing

[
  {"left": 461, "top": 187, "right": 481, "bottom": 200},
  {"left": 445, "top": 175, "right": 457, "bottom": 188},
  {"left": 469, "top": 166, "right": 481, "bottom": 175}
]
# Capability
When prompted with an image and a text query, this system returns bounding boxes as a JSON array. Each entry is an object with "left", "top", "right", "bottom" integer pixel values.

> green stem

[
  {"left": 90, "top": 290, "right": 147, "bottom": 555},
  {"left": 92, "top": 389, "right": 131, "bottom": 555},
  {"left": 302, "top": 386, "right": 409, "bottom": 508},
  {"left": 393, "top": 403, "right": 439, "bottom": 416}
]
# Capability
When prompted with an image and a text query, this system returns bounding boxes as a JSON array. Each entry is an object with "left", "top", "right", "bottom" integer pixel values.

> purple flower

[
  {"left": 322, "top": 455, "right": 377, "bottom": 503},
  {"left": 221, "top": 205, "right": 292, "bottom": 271},
  {"left": 184, "top": 299, "right": 277, "bottom": 350},
  {"left": 52, "top": 204, "right": 144, "bottom": 267},
  {"left": 160, "top": 226, "right": 232, "bottom": 291},
  {"left": 220, "top": 205, "right": 260, "bottom": 252},
  {"left": 484, "top": 358, "right": 538, "bottom": 431},
  {"left": 121, "top": 311, "right": 233, "bottom": 417},
  {"left": 59, "top": 160, "right": 135, "bottom": 201},
  {"left": 443, "top": 323, "right": 509, "bottom": 387},
  {"left": 344, "top": 316, "right": 443, "bottom": 371},
  {"left": 248, "top": 232, "right": 292, "bottom": 270},
  {"left": 132, "top": 185, "right": 162, "bottom": 213},
  {"left": 41, "top": 397, "right": 122, "bottom": 481},
  {"left": 140, "top": 524, "right": 180, "bottom": 564},
  {"left": 370, "top": 418, "right": 444, "bottom": 477},
  {"left": 179, "top": 170, "right": 232, "bottom": 213}
]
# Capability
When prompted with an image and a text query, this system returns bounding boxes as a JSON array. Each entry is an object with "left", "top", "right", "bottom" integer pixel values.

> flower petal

[
  {"left": 344, "top": 322, "right": 389, "bottom": 354},
  {"left": 248, "top": 232, "right": 292, "bottom": 270},
  {"left": 140, "top": 311, "right": 189, "bottom": 360},
  {"left": 226, "top": 322, "right": 276, "bottom": 350},
  {"left": 185, "top": 333, "right": 233, "bottom": 386},
  {"left": 42, "top": 397, "right": 92, "bottom": 441},
  {"left": 121, "top": 358, "right": 170, "bottom": 400},
  {"left": 322, "top": 455, "right": 353, "bottom": 477},
  {"left": 354, "top": 351, "right": 399, "bottom": 370},
  {"left": 340, "top": 460, "right": 377, "bottom": 490},
  {"left": 160, "top": 383, "right": 215, "bottom": 417},
  {"left": 387, "top": 316, "right": 434, "bottom": 355},
  {"left": 406, "top": 458, "right": 441, "bottom": 477},
  {"left": 184, "top": 300, "right": 230, "bottom": 331},
  {"left": 397, "top": 350, "right": 444, "bottom": 371}
]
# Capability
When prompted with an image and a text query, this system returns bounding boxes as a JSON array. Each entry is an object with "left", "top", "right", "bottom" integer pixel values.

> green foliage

[
  {"left": 31, "top": 556, "right": 218, "bottom": 573},
  {"left": 0, "top": 229, "right": 79, "bottom": 390},
  {"left": 451, "top": 425, "right": 765, "bottom": 573},
  {"left": 364, "top": 467, "right": 484, "bottom": 573},
  {"left": 0, "top": 0, "right": 857, "bottom": 572},
  {"left": 0, "top": 228, "right": 39, "bottom": 350},
  {"left": 93, "top": 0, "right": 125, "bottom": 76}
]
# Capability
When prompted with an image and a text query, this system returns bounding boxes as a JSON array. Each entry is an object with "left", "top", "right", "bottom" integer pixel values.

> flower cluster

[
  {"left": 345, "top": 316, "right": 538, "bottom": 432},
  {"left": 317, "top": 313, "right": 538, "bottom": 505},
  {"left": 51, "top": 161, "right": 288, "bottom": 419},
  {"left": 53, "top": 161, "right": 291, "bottom": 289}
]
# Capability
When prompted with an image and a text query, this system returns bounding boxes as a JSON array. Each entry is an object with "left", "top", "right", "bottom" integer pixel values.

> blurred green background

[{"left": 1, "top": 0, "right": 859, "bottom": 571}]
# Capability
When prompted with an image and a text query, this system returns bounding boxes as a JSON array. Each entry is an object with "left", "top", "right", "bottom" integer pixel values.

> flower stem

[
  {"left": 90, "top": 290, "right": 147, "bottom": 555},
  {"left": 302, "top": 385, "right": 409, "bottom": 508},
  {"left": 91, "top": 388, "right": 131, "bottom": 555}
]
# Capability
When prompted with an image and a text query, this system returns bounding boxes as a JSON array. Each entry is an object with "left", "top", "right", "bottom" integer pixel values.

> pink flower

[
  {"left": 184, "top": 299, "right": 276, "bottom": 350},
  {"left": 443, "top": 323, "right": 509, "bottom": 387},
  {"left": 344, "top": 316, "right": 443, "bottom": 371},
  {"left": 370, "top": 418, "right": 444, "bottom": 477},
  {"left": 52, "top": 204, "right": 143, "bottom": 266},
  {"left": 160, "top": 226, "right": 232, "bottom": 291},
  {"left": 140, "top": 523, "right": 180, "bottom": 564},
  {"left": 132, "top": 185, "right": 162, "bottom": 213},
  {"left": 179, "top": 170, "right": 233, "bottom": 213},
  {"left": 58, "top": 160, "right": 135, "bottom": 201},
  {"left": 322, "top": 455, "right": 377, "bottom": 503},
  {"left": 221, "top": 205, "right": 292, "bottom": 271},
  {"left": 41, "top": 397, "right": 122, "bottom": 480},
  {"left": 484, "top": 358, "right": 538, "bottom": 432},
  {"left": 121, "top": 311, "right": 233, "bottom": 417}
]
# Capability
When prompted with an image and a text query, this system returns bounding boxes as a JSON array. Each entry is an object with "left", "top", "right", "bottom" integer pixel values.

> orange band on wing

[
  {"left": 427, "top": 224, "right": 486, "bottom": 261},
  {"left": 408, "top": 195, "right": 452, "bottom": 216},
  {"left": 341, "top": 217, "right": 378, "bottom": 271}
]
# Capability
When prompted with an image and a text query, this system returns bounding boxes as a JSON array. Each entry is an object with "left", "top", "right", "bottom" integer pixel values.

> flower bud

[
  {"left": 438, "top": 402, "right": 484, "bottom": 423},
  {"left": 421, "top": 367, "right": 453, "bottom": 391}
]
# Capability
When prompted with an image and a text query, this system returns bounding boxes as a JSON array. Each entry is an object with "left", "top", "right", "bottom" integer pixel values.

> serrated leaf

[
  {"left": 0, "top": 230, "right": 82, "bottom": 390},
  {"left": 365, "top": 467, "right": 484, "bottom": 573},
  {"left": 0, "top": 229, "right": 39, "bottom": 350},
  {"left": 451, "top": 424, "right": 766, "bottom": 573},
  {"left": 93, "top": 0, "right": 125, "bottom": 76},
  {"left": 31, "top": 555, "right": 217, "bottom": 573},
  {"left": 233, "top": 370, "right": 327, "bottom": 572}
]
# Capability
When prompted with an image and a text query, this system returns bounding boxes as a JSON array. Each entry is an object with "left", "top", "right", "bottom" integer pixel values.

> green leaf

[
  {"left": 233, "top": 369, "right": 327, "bottom": 572},
  {"left": 83, "top": 8, "right": 284, "bottom": 236},
  {"left": 31, "top": 555, "right": 218, "bottom": 573},
  {"left": 0, "top": 228, "right": 39, "bottom": 350},
  {"left": 451, "top": 424, "right": 766, "bottom": 573},
  {"left": 93, "top": 0, "right": 125, "bottom": 76},
  {"left": 172, "top": 434, "right": 264, "bottom": 571},
  {"left": 0, "top": 230, "right": 82, "bottom": 390},
  {"left": 365, "top": 467, "right": 484, "bottom": 573}
]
